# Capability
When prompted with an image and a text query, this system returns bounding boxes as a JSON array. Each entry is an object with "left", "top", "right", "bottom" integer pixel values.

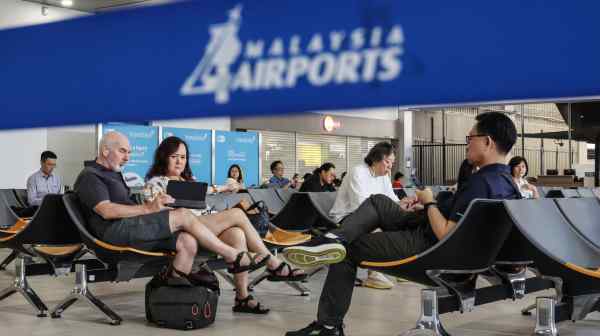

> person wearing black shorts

[{"left": 74, "top": 132, "right": 305, "bottom": 303}]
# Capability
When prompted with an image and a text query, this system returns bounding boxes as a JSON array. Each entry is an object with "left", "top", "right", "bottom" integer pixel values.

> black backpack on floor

[{"left": 145, "top": 269, "right": 219, "bottom": 330}]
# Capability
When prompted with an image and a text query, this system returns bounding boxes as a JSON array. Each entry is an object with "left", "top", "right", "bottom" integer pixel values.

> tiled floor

[{"left": 0, "top": 250, "right": 598, "bottom": 336}]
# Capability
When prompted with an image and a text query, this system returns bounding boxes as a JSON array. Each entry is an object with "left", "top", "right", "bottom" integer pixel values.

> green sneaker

[{"left": 282, "top": 236, "right": 346, "bottom": 268}]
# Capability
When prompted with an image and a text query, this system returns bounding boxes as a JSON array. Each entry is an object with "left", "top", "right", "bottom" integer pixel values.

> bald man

[{"left": 74, "top": 132, "right": 302, "bottom": 281}]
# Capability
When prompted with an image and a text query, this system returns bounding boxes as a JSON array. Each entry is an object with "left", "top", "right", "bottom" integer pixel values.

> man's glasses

[{"left": 465, "top": 134, "right": 488, "bottom": 143}]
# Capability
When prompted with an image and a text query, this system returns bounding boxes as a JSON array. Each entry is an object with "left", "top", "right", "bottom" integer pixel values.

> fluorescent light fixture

[{"left": 61, "top": 0, "right": 74, "bottom": 7}]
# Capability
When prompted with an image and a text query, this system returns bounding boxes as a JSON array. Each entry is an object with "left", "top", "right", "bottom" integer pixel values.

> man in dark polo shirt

[
  {"left": 74, "top": 131, "right": 293, "bottom": 280},
  {"left": 299, "top": 163, "right": 336, "bottom": 192},
  {"left": 284, "top": 112, "right": 521, "bottom": 336}
]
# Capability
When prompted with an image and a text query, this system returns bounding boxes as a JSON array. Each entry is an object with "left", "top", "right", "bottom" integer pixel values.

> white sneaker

[{"left": 363, "top": 271, "right": 394, "bottom": 289}]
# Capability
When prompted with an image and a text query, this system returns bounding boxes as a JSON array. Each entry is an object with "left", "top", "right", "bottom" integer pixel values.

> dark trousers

[{"left": 317, "top": 194, "right": 436, "bottom": 326}]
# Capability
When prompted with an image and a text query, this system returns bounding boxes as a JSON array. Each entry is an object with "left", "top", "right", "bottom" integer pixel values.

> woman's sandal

[
  {"left": 232, "top": 295, "right": 270, "bottom": 314},
  {"left": 227, "top": 251, "right": 270, "bottom": 274},
  {"left": 267, "top": 261, "right": 307, "bottom": 282}
]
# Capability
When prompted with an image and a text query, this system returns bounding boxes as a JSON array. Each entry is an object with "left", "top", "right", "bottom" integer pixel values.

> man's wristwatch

[{"left": 424, "top": 202, "right": 438, "bottom": 211}]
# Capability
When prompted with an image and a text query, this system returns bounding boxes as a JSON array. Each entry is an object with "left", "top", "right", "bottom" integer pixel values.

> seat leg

[
  {"left": 247, "top": 269, "right": 311, "bottom": 296},
  {"left": 491, "top": 264, "right": 527, "bottom": 300},
  {"left": 215, "top": 269, "right": 236, "bottom": 289},
  {"left": 80, "top": 289, "right": 122, "bottom": 325},
  {"left": 401, "top": 289, "right": 450, "bottom": 336},
  {"left": 0, "top": 286, "right": 17, "bottom": 301},
  {"left": 285, "top": 280, "right": 311, "bottom": 296},
  {"left": 522, "top": 274, "right": 563, "bottom": 316},
  {"left": 570, "top": 294, "right": 600, "bottom": 321},
  {"left": 533, "top": 297, "right": 558, "bottom": 336},
  {"left": 0, "top": 250, "right": 18, "bottom": 270},
  {"left": 50, "top": 264, "right": 122, "bottom": 325},
  {"left": 427, "top": 270, "right": 478, "bottom": 313},
  {"left": 0, "top": 256, "right": 47, "bottom": 317},
  {"left": 247, "top": 270, "right": 269, "bottom": 291},
  {"left": 521, "top": 303, "right": 537, "bottom": 316}
]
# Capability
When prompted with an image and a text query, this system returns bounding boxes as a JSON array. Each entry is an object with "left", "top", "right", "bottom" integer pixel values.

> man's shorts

[{"left": 93, "top": 210, "right": 179, "bottom": 252}]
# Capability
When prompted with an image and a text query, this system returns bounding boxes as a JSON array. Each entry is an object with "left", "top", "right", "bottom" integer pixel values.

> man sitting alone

[{"left": 283, "top": 111, "right": 522, "bottom": 336}]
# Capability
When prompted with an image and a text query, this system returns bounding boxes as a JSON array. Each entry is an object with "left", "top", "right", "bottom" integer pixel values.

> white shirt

[
  {"left": 515, "top": 177, "right": 534, "bottom": 199},
  {"left": 225, "top": 177, "right": 245, "bottom": 190},
  {"left": 26, "top": 169, "right": 62, "bottom": 206},
  {"left": 329, "top": 163, "right": 399, "bottom": 223}
]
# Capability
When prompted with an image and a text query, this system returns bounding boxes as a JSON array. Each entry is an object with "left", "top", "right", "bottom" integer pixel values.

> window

[
  {"left": 259, "top": 130, "right": 295, "bottom": 182},
  {"left": 257, "top": 130, "right": 389, "bottom": 183},
  {"left": 347, "top": 137, "right": 389, "bottom": 172},
  {"left": 296, "top": 134, "right": 347, "bottom": 177}
]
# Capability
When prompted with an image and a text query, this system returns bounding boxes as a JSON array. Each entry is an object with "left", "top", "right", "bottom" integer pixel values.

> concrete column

[{"left": 396, "top": 110, "right": 414, "bottom": 176}]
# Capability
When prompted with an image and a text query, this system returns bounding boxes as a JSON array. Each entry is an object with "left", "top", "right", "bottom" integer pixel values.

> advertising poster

[
  {"left": 162, "top": 127, "right": 212, "bottom": 184},
  {"left": 102, "top": 123, "right": 158, "bottom": 187},
  {"left": 214, "top": 130, "right": 259, "bottom": 187}
]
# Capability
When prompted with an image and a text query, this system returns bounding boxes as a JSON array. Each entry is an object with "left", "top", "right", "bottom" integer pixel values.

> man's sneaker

[
  {"left": 285, "top": 321, "right": 345, "bottom": 336},
  {"left": 282, "top": 235, "right": 346, "bottom": 268},
  {"left": 362, "top": 270, "right": 394, "bottom": 290}
]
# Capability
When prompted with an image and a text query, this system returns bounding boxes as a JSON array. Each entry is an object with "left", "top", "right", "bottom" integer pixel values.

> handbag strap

[{"left": 247, "top": 200, "right": 266, "bottom": 212}]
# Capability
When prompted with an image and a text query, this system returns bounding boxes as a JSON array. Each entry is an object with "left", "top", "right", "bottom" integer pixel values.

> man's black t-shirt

[{"left": 73, "top": 161, "right": 135, "bottom": 236}]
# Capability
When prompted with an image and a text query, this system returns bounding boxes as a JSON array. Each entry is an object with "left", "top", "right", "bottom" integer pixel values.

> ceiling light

[{"left": 61, "top": 0, "right": 73, "bottom": 7}]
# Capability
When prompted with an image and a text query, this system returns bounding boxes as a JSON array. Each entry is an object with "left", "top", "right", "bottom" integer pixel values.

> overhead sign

[
  {"left": 2, "top": 1, "right": 600, "bottom": 129},
  {"left": 214, "top": 130, "right": 259, "bottom": 187},
  {"left": 180, "top": 5, "right": 404, "bottom": 104},
  {"left": 162, "top": 127, "right": 212, "bottom": 184}
]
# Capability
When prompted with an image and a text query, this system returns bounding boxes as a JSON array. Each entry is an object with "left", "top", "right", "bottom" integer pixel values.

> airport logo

[
  {"left": 235, "top": 134, "right": 256, "bottom": 143},
  {"left": 180, "top": 5, "right": 405, "bottom": 104},
  {"left": 216, "top": 134, "right": 256, "bottom": 143},
  {"left": 166, "top": 132, "right": 210, "bottom": 142}
]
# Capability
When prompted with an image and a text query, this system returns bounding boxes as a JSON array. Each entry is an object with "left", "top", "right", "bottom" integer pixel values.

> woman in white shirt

[
  {"left": 328, "top": 142, "right": 418, "bottom": 290},
  {"left": 225, "top": 164, "right": 245, "bottom": 192},
  {"left": 509, "top": 156, "right": 539, "bottom": 199}
]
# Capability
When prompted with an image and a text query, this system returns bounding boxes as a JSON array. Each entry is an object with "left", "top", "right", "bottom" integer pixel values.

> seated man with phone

[{"left": 284, "top": 112, "right": 522, "bottom": 336}]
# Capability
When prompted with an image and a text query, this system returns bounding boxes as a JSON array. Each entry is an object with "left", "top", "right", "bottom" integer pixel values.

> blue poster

[
  {"left": 2, "top": 1, "right": 600, "bottom": 129},
  {"left": 102, "top": 123, "right": 158, "bottom": 187},
  {"left": 162, "top": 127, "right": 212, "bottom": 184},
  {"left": 214, "top": 131, "right": 259, "bottom": 187}
]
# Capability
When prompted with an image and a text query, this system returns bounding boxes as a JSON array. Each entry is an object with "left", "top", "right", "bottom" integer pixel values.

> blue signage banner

[
  {"left": 214, "top": 131, "right": 259, "bottom": 187},
  {"left": 162, "top": 127, "right": 212, "bottom": 184},
  {"left": 102, "top": 123, "right": 158, "bottom": 187},
  {"left": 2, "top": 1, "right": 600, "bottom": 129}
]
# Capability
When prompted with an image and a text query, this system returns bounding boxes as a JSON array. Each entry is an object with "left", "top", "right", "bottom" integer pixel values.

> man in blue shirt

[
  {"left": 26, "top": 150, "right": 62, "bottom": 207},
  {"left": 284, "top": 112, "right": 521, "bottom": 336},
  {"left": 268, "top": 160, "right": 290, "bottom": 188}
]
